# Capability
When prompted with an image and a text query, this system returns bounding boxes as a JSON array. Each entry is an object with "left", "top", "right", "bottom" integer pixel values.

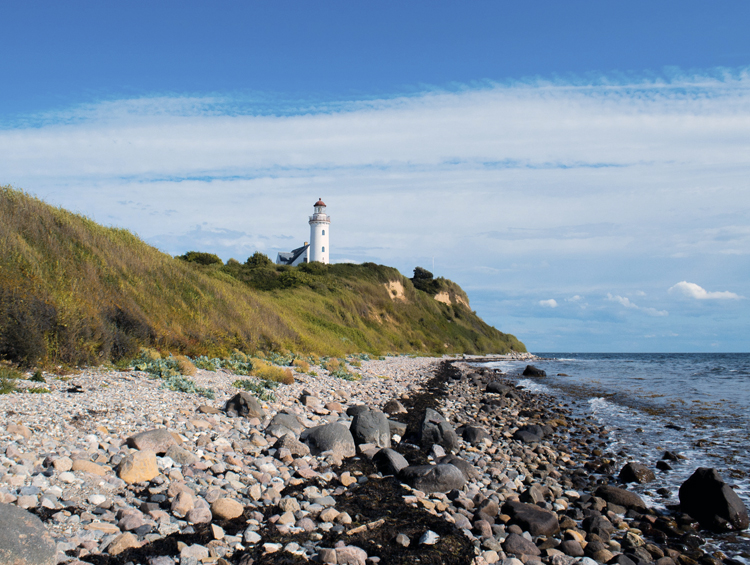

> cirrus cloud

[
  {"left": 607, "top": 293, "right": 668, "bottom": 317},
  {"left": 668, "top": 281, "right": 743, "bottom": 300}
]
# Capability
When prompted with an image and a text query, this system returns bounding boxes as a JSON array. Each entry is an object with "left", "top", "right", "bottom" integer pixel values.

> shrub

[
  {"left": 161, "top": 375, "right": 215, "bottom": 398},
  {"left": 232, "top": 379, "right": 277, "bottom": 401},
  {"left": 175, "top": 355, "right": 197, "bottom": 376},
  {"left": 27, "top": 387, "right": 50, "bottom": 393},
  {"left": 30, "top": 369, "right": 46, "bottom": 383},
  {"left": 323, "top": 358, "right": 341, "bottom": 373},
  {"left": 178, "top": 251, "right": 223, "bottom": 266},
  {"left": 246, "top": 252, "right": 273, "bottom": 268},
  {"left": 292, "top": 359, "right": 310, "bottom": 372},
  {"left": 251, "top": 359, "right": 294, "bottom": 385},
  {"left": 0, "top": 378, "right": 16, "bottom": 394}
]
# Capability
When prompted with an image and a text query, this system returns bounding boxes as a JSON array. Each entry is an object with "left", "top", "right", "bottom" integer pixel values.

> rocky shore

[{"left": 0, "top": 354, "right": 747, "bottom": 565}]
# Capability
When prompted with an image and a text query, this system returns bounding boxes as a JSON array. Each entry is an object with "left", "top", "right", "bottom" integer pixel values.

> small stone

[
  {"left": 395, "top": 533, "right": 410, "bottom": 547},
  {"left": 186, "top": 507, "right": 212, "bottom": 524},
  {"left": 340, "top": 472, "right": 357, "bottom": 487},
  {"left": 127, "top": 428, "right": 178, "bottom": 454},
  {"left": 277, "top": 511, "right": 296, "bottom": 525},
  {"left": 53, "top": 457, "right": 73, "bottom": 472},
  {"left": 419, "top": 530, "right": 440, "bottom": 545},
  {"left": 211, "top": 498, "right": 244, "bottom": 520},
  {"left": 108, "top": 532, "right": 141, "bottom": 556},
  {"left": 244, "top": 529, "right": 262, "bottom": 544},
  {"left": 89, "top": 494, "right": 106, "bottom": 506},
  {"left": 318, "top": 548, "right": 337, "bottom": 564},
  {"left": 336, "top": 545, "right": 368, "bottom": 565},
  {"left": 320, "top": 507, "right": 340, "bottom": 522},
  {"left": 212, "top": 524, "right": 225, "bottom": 540},
  {"left": 72, "top": 460, "right": 107, "bottom": 476},
  {"left": 118, "top": 450, "right": 159, "bottom": 484},
  {"left": 264, "top": 543, "right": 282, "bottom": 554},
  {"left": 58, "top": 472, "right": 76, "bottom": 484}
]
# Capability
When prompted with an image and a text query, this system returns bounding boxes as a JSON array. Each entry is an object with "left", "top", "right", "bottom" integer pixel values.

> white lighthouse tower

[{"left": 309, "top": 198, "right": 330, "bottom": 264}]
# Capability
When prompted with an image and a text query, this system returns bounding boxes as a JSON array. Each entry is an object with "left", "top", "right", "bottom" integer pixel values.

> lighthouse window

[
  {"left": 322, "top": 246, "right": 325, "bottom": 252},
  {"left": 322, "top": 229, "right": 325, "bottom": 235}
]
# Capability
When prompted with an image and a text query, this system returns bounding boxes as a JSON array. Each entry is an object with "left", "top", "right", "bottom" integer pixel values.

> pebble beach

[{"left": 0, "top": 353, "right": 746, "bottom": 565}]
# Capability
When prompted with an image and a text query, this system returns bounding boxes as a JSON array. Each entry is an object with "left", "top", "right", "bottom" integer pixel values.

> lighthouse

[{"left": 309, "top": 198, "right": 330, "bottom": 264}]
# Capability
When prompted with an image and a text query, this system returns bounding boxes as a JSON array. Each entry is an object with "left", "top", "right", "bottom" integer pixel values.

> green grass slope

[{"left": 0, "top": 186, "right": 525, "bottom": 367}]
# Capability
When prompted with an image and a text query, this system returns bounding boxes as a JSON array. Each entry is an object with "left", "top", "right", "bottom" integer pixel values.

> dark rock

[
  {"left": 398, "top": 464, "right": 466, "bottom": 494},
  {"left": 559, "top": 540, "right": 585, "bottom": 557},
  {"left": 387, "top": 420, "right": 408, "bottom": 437},
  {"left": 382, "top": 399, "right": 407, "bottom": 415},
  {"left": 608, "top": 555, "right": 637, "bottom": 565},
  {"left": 372, "top": 448, "right": 409, "bottom": 476},
  {"left": 346, "top": 405, "right": 370, "bottom": 417},
  {"left": 662, "top": 451, "right": 680, "bottom": 461},
  {"left": 513, "top": 430, "right": 542, "bottom": 443},
  {"left": 656, "top": 461, "right": 672, "bottom": 472},
  {"left": 678, "top": 467, "right": 750, "bottom": 531},
  {"left": 300, "top": 424, "right": 355, "bottom": 458},
  {"left": 350, "top": 409, "right": 391, "bottom": 448},
  {"left": 459, "top": 425, "right": 492, "bottom": 445},
  {"left": 522, "top": 365, "right": 546, "bottom": 377},
  {"left": 0, "top": 503, "right": 57, "bottom": 565},
  {"left": 486, "top": 381, "right": 512, "bottom": 395},
  {"left": 519, "top": 484, "right": 547, "bottom": 504},
  {"left": 594, "top": 485, "right": 647, "bottom": 510},
  {"left": 224, "top": 392, "right": 265, "bottom": 419},
  {"left": 502, "top": 500, "right": 560, "bottom": 536},
  {"left": 419, "top": 408, "right": 459, "bottom": 453},
  {"left": 620, "top": 462, "right": 656, "bottom": 484},
  {"left": 502, "top": 532, "right": 541, "bottom": 556},
  {"left": 436, "top": 455, "right": 479, "bottom": 480}
]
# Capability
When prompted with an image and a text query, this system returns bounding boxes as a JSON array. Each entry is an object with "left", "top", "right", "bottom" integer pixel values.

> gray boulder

[
  {"left": 619, "top": 462, "right": 656, "bottom": 484},
  {"left": 437, "top": 455, "right": 479, "bottom": 480},
  {"left": 164, "top": 444, "right": 197, "bottom": 466},
  {"left": 459, "top": 425, "right": 492, "bottom": 445},
  {"left": 420, "top": 408, "right": 459, "bottom": 453},
  {"left": 502, "top": 501, "right": 560, "bottom": 536},
  {"left": 127, "top": 428, "right": 177, "bottom": 454},
  {"left": 351, "top": 408, "right": 391, "bottom": 448},
  {"left": 502, "top": 532, "right": 541, "bottom": 556},
  {"left": 224, "top": 392, "right": 265, "bottom": 419},
  {"left": 346, "top": 405, "right": 370, "bottom": 417},
  {"left": 399, "top": 464, "right": 466, "bottom": 493},
  {"left": 486, "top": 381, "right": 512, "bottom": 395},
  {"left": 372, "top": 448, "right": 409, "bottom": 475},
  {"left": 679, "top": 467, "right": 749, "bottom": 531},
  {"left": 266, "top": 412, "right": 304, "bottom": 438},
  {"left": 594, "top": 485, "right": 646, "bottom": 510},
  {"left": 0, "top": 503, "right": 57, "bottom": 565},
  {"left": 382, "top": 399, "right": 407, "bottom": 415},
  {"left": 301, "top": 423, "right": 356, "bottom": 458}
]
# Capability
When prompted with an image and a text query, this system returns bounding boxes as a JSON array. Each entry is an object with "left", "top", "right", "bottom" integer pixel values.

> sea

[{"left": 474, "top": 353, "right": 750, "bottom": 560}]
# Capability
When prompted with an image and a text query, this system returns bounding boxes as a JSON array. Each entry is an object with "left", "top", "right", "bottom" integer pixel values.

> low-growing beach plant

[
  {"left": 161, "top": 375, "right": 215, "bottom": 398},
  {"left": 175, "top": 355, "right": 197, "bottom": 376},
  {"left": 0, "top": 377, "right": 16, "bottom": 394},
  {"left": 232, "top": 379, "right": 277, "bottom": 401},
  {"left": 30, "top": 369, "right": 46, "bottom": 383},
  {"left": 27, "top": 387, "right": 50, "bottom": 394}
]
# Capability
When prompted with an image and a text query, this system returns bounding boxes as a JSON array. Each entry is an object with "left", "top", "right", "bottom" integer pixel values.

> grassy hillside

[{"left": 0, "top": 185, "right": 525, "bottom": 367}]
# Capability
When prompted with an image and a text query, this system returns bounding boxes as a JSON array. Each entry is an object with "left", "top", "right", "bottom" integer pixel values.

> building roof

[
  {"left": 314, "top": 198, "right": 326, "bottom": 207},
  {"left": 276, "top": 243, "right": 309, "bottom": 265}
]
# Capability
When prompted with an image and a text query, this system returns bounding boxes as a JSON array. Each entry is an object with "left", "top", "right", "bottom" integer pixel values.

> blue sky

[{"left": 1, "top": 1, "right": 749, "bottom": 352}]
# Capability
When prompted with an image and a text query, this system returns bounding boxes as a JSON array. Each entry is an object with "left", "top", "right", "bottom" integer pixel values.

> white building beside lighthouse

[
  {"left": 276, "top": 198, "right": 331, "bottom": 266},
  {"left": 308, "top": 198, "right": 330, "bottom": 264}
]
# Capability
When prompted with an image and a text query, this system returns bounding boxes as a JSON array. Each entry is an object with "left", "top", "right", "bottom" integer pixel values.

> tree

[{"left": 246, "top": 251, "right": 273, "bottom": 268}]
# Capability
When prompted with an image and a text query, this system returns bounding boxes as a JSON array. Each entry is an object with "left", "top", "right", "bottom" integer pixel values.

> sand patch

[
  {"left": 385, "top": 280, "right": 406, "bottom": 301},
  {"left": 434, "top": 291, "right": 469, "bottom": 308}
]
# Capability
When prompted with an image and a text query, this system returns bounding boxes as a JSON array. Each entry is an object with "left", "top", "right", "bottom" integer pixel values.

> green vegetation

[
  {"left": 0, "top": 185, "right": 525, "bottom": 368},
  {"left": 232, "top": 378, "right": 278, "bottom": 402}
]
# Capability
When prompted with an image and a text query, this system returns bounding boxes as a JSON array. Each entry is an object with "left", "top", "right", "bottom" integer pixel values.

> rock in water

[
  {"left": 420, "top": 408, "right": 459, "bottom": 453},
  {"left": 0, "top": 503, "right": 57, "bottom": 565},
  {"left": 301, "top": 423, "right": 356, "bottom": 458},
  {"left": 619, "top": 462, "right": 656, "bottom": 484},
  {"left": 522, "top": 365, "right": 546, "bottom": 377},
  {"left": 224, "top": 392, "right": 266, "bottom": 419},
  {"left": 679, "top": 467, "right": 750, "bottom": 531},
  {"left": 350, "top": 408, "right": 391, "bottom": 448},
  {"left": 399, "top": 464, "right": 466, "bottom": 493}
]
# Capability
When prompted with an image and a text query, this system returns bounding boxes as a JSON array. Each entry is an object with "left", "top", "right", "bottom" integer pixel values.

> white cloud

[
  {"left": 668, "top": 281, "right": 742, "bottom": 300},
  {"left": 539, "top": 299, "right": 558, "bottom": 308},
  {"left": 607, "top": 293, "right": 668, "bottom": 316},
  {"left": 566, "top": 295, "right": 583, "bottom": 302}
]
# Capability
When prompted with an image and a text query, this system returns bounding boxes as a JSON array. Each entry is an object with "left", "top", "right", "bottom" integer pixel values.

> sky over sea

[{"left": 1, "top": 1, "right": 749, "bottom": 353}]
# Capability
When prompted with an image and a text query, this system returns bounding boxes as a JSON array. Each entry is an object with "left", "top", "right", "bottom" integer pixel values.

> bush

[
  {"left": 30, "top": 369, "right": 46, "bottom": 383},
  {"left": 0, "top": 377, "right": 16, "bottom": 394},
  {"left": 252, "top": 359, "right": 294, "bottom": 385},
  {"left": 292, "top": 359, "right": 310, "bottom": 372},
  {"left": 175, "top": 355, "right": 197, "bottom": 376},
  {"left": 178, "top": 251, "right": 223, "bottom": 266},
  {"left": 27, "top": 387, "right": 50, "bottom": 393},
  {"left": 246, "top": 252, "right": 273, "bottom": 268}
]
